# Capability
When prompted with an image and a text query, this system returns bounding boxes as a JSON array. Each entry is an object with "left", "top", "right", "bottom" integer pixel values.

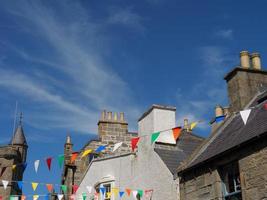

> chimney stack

[
  {"left": 251, "top": 52, "right": 261, "bottom": 70},
  {"left": 120, "top": 112, "right": 125, "bottom": 122},
  {"left": 240, "top": 51, "right": 250, "bottom": 68},
  {"left": 183, "top": 118, "right": 190, "bottom": 131}
]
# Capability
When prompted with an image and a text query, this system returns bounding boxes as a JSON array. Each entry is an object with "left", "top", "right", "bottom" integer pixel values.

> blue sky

[{"left": 0, "top": 0, "right": 267, "bottom": 198}]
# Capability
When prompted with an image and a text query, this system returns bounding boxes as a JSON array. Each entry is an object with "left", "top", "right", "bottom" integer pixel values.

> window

[
  {"left": 95, "top": 181, "right": 114, "bottom": 200},
  {"left": 220, "top": 162, "right": 242, "bottom": 200}
]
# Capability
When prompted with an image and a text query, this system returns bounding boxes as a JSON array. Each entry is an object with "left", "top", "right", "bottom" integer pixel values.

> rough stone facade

[
  {"left": 0, "top": 125, "right": 28, "bottom": 199},
  {"left": 61, "top": 111, "right": 137, "bottom": 198}
]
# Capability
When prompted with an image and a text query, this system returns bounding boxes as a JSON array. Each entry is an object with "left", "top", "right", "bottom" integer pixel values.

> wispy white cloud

[
  {"left": 0, "top": 1, "right": 141, "bottom": 135},
  {"left": 214, "top": 29, "right": 233, "bottom": 40}
]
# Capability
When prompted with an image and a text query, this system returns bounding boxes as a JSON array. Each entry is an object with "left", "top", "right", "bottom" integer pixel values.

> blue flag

[
  {"left": 21, "top": 163, "right": 27, "bottom": 171},
  {"left": 95, "top": 145, "right": 106, "bottom": 153},
  {"left": 119, "top": 191, "right": 125, "bottom": 197},
  {"left": 215, "top": 115, "right": 225, "bottom": 123},
  {"left": 17, "top": 181, "right": 23, "bottom": 190},
  {"left": 100, "top": 186, "right": 106, "bottom": 195},
  {"left": 44, "top": 194, "right": 50, "bottom": 200}
]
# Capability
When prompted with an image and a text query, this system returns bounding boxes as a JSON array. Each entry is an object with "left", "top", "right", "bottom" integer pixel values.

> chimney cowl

[{"left": 240, "top": 50, "right": 250, "bottom": 68}]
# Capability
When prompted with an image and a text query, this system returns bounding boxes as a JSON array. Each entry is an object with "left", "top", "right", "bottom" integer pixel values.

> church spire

[{"left": 10, "top": 112, "right": 27, "bottom": 146}]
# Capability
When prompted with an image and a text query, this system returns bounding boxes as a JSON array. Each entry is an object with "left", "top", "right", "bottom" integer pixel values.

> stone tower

[
  {"left": 0, "top": 114, "right": 28, "bottom": 199},
  {"left": 224, "top": 51, "right": 267, "bottom": 112}
]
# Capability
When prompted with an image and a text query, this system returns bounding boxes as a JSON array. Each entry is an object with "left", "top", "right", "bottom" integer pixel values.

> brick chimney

[
  {"left": 98, "top": 110, "right": 128, "bottom": 140},
  {"left": 224, "top": 50, "right": 267, "bottom": 112}
]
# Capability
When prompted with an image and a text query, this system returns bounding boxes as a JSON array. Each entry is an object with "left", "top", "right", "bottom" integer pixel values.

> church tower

[{"left": 0, "top": 113, "right": 28, "bottom": 198}]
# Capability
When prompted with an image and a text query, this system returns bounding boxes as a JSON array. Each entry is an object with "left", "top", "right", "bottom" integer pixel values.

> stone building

[
  {"left": 61, "top": 111, "right": 137, "bottom": 197},
  {"left": 0, "top": 119, "right": 28, "bottom": 199},
  {"left": 75, "top": 105, "right": 204, "bottom": 200},
  {"left": 177, "top": 51, "right": 267, "bottom": 200}
]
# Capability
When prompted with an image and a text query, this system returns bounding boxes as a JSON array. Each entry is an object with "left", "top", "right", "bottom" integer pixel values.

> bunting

[
  {"left": 240, "top": 109, "right": 251, "bottom": 125},
  {"left": 173, "top": 127, "right": 182, "bottom": 140},
  {"left": 57, "top": 194, "right": 63, "bottom": 200},
  {"left": 46, "top": 157, "right": 52, "bottom": 171},
  {"left": 2, "top": 180, "right": 8, "bottom": 190},
  {"left": 34, "top": 160, "right": 40, "bottom": 173},
  {"left": 33, "top": 195, "right": 39, "bottom": 200},
  {"left": 71, "top": 152, "right": 79, "bottom": 164},
  {"left": 82, "top": 193, "right": 87, "bottom": 200},
  {"left": 61, "top": 185, "right": 67, "bottom": 193},
  {"left": 156, "top": 127, "right": 181, "bottom": 144},
  {"left": 145, "top": 189, "right": 153, "bottom": 198},
  {"left": 12, "top": 165, "right": 16, "bottom": 171},
  {"left": 112, "top": 142, "right": 123, "bottom": 152},
  {"left": 46, "top": 184, "right": 53, "bottom": 193},
  {"left": 119, "top": 191, "right": 125, "bottom": 198},
  {"left": 111, "top": 187, "right": 119, "bottom": 197},
  {"left": 138, "top": 190, "right": 143, "bottom": 197},
  {"left": 215, "top": 115, "right": 225, "bottom": 123},
  {"left": 95, "top": 145, "right": 106, "bottom": 153},
  {"left": 100, "top": 186, "right": 106, "bottom": 195},
  {"left": 81, "top": 149, "right": 92, "bottom": 158},
  {"left": 151, "top": 132, "right": 160, "bottom": 144},
  {"left": 131, "top": 137, "right": 140, "bottom": 151},
  {"left": 31, "top": 182, "right": 38, "bottom": 191},
  {"left": 132, "top": 190, "right": 138, "bottom": 197},
  {"left": 125, "top": 188, "right": 131, "bottom": 196},
  {"left": 21, "top": 195, "right": 26, "bottom": 200},
  {"left": 17, "top": 181, "right": 23, "bottom": 190},
  {"left": 190, "top": 121, "right": 198, "bottom": 130},
  {"left": 86, "top": 186, "right": 92, "bottom": 193},
  {"left": 72, "top": 185, "right": 79, "bottom": 194},
  {"left": 58, "top": 155, "right": 64, "bottom": 168}
]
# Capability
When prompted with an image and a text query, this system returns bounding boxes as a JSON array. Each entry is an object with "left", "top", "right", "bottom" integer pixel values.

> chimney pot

[
  {"left": 240, "top": 51, "right": 250, "bottom": 68},
  {"left": 66, "top": 135, "right": 71, "bottom": 144},
  {"left": 114, "top": 112, "right": 118, "bottom": 121},
  {"left": 101, "top": 110, "right": 106, "bottom": 120},
  {"left": 250, "top": 52, "right": 261, "bottom": 70},
  {"left": 107, "top": 112, "right": 112, "bottom": 120},
  {"left": 183, "top": 118, "right": 190, "bottom": 131},
  {"left": 215, "top": 105, "right": 224, "bottom": 117},
  {"left": 120, "top": 112, "right": 124, "bottom": 122}
]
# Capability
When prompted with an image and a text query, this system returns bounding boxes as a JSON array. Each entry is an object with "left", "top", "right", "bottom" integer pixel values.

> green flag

[
  {"left": 58, "top": 155, "right": 64, "bottom": 168},
  {"left": 138, "top": 190, "right": 143, "bottom": 197},
  {"left": 151, "top": 132, "right": 160, "bottom": 144},
  {"left": 82, "top": 192, "right": 87, "bottom": 200},
  {"left": 61, "top": 185, "right": 67, "bottom": 193}
]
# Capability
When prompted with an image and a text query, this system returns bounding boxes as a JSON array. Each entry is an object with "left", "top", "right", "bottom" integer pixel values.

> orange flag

[
  {"left": 71, "top": 152, "right": 79, "bottom": 163},
  {"left": 125, "top": 188, "right": 132, "bottom": 196},
  {"left": 21, "top": 195, "right": 26, "bottom": 200},
  {"left": 46, "top": 184, "right": 53, "bottom": 192},
  {"left": 172, "top": 127, "right": 182, "bottom": 140}
]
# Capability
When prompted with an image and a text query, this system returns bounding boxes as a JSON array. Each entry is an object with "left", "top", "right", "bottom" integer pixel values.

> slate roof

[
  {"left": 10, "top": 125, "right": 27, "bottom": 146},
  {"left": 154, "top": 130, "right": 204, "bottom": 175},
  {"left": 181, "top": 92, "right": 267, "bottom": 172}
]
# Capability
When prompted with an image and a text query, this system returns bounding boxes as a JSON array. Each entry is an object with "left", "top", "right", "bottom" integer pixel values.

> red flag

[
  {"left": 0, "top": 196, "right": 2, "bottom": 200},
  {"left": 131, "top": 137, "right": 140, "bottom": 151},
  {"left": 0, "top": 167, "right": 6, "bottom": 177},
  {"left": 125, "top": 188, "right": 132, "bottom": 196},
  {"left": 46, "top": 184, "right": 53, "bottom": 192},
  {"left": 264, "top": 103, "right": 267, "bottom": 110},
  {"left": 71, "top": 152, "right": 79, "bottom": 163},
  {"left": 172, "top": 127, "right": 182, "bottom": 140},
  {"left": 73, "top": 185, "right": 79, "bottom": 194},
  {"left": 46, "top": 157, "right": 52, "bottom": 171}
]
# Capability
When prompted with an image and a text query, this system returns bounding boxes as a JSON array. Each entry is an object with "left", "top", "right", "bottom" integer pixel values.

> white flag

[
  {"left": 86, "top": 186, "right": 93, "bottom": 193},
  {"left": 112, "top": 142, "right": 123, "bottom": 152},
  {"left": 2, "top": 180, "right": 8, "bottom": 190},
  {"left": 132, "top": 190, "right": 138, "bottom": 198},
  {"left": 57, "top": 194, "right": 64, "bottom": 200},
  {"left": 156, "top": 130, "right": 176, "bottom": 144},
  {"left": 34, "top": 160, "right": 40, "bottom": 173},
  {"left": 240, "top": 109, "right": 251, "bottom": 125}
]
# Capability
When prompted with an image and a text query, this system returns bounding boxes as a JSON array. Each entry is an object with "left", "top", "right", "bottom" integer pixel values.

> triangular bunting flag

[
  {"left": 33, "top": 195, "right": 39, "bottom": 200},
  {"left": 107, "top": 192, "right": 111, "bottom": 198},
  {"left": 145, "top": 190, "right": 153, "bottom": 198},
  {"left": 119, "top": 191, "right": 124, "bottom": 198},
  {"left": 17, "top": 181, "right": 23, "bottom": 190},
  {"left": 111, "top": 187, "right": 119, "bottom": 197},
  {"left": 173, "top": 127, "right": 182, "bottom": 140},
  {"left": 46, "top": 184, "right": 53, "bottom": 192},
  {"left": 70, "top": 195, "right": 75, "bottom": 200},
  {"left": 57, "top": 194, "right": 63, "bottom": 200},
  {"left": 71, "top": 152, "right": 79, "bottom": 163},
  {"left": 95, "top": 145, "right": 106, "bottom": 153},
  {"left": 151, "top": 132, "right": 160, "bottom": 144},
  {"left": 156, "top": 129, "right": 176, "bottom": 144},
  {"left": 21, "top": 195, "right": 26, "bottom": 200},
  {"left": 132, "top": 190, "right": 138, "bottom": 198},
  {"left": 44, "top": 195, "right": 49, "bottom": 200},
  {"left": 31, "top": 182, "right": 38, "bottom": 191},
  {"left": 58, "top": 155, "right": 64, "bottom": 168},
  {"left": 215, "top": 115, "right": 225, "bottom": 123},
  {"left": 73, "top": 185, "right": 79, "bottom": 194},
  {"left": 264, "top": 103, "right": 267, "bottom": 110},
  {"left": 190, "top": 122, "right": 198, "bottom": 130},
  {"left": 0, "top": 196, "right": 2, "bottom": 200},
  {"left": 100, "top": 186, "right": 106, "bottom": 195},
  {"left": 2, "top": 180, "right": 8, "bottom": 190},
  {"left": 46, "top": 157, "right": 52, "bottom": 171},
  {"left": 125, "top": 188, "right": 131, "bottom": 196},
  {"left": 131, "top": 137, "right": 140, "bottom": 151},
  {"left": 94, "top": 192, "right": 99, "bottom": 200},
  {"left": 34, "top": 160, "right": 40, "bottom": 173},
  {"left": 86, "top": 186, "right": 92, "bottom": 193},
  {"left": 82, "top": 192, "right": 87, "bottom": 200},
  {"left": 138, "top": 190, "right": 143, "bottom": 197},
  {"left": 82, "top": 149, "right": 92, "bottom": 158},
  {"left": 0, "top": 167, "right": 6, "bottom": 177},
  {"left": 112, "top": 142, "right": 123, "bottom": 152},
  {"left": 61, "top": 185, "right": 67, "bottom": 193},
  {"left": 12, "top": 165, "right": 16, "bottom": 170},
  {"left": 240, "top": 109, "right": 251, "bottom": 125}
]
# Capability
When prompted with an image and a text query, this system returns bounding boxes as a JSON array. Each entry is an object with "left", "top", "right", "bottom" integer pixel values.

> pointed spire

[{"left": 10, "top": 112, "right": 27, "bottom": 146}]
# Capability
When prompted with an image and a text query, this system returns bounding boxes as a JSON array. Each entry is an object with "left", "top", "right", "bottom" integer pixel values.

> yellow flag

[
  {"left": 82, "top": 149, "right": 92, "bottom": 158},
  {"left": 112, "top": 187, "right": 119, "bottom": 197},
  {"left": 190, "top": 122, "right": 198, "bottom": 130},
  {"left": 33, "top": 195, "right": 39, "bottom": 200},
  {"left": 107, "top": 192, "right": 111, "bottom": 198},
  {"left": 12, "top": 165, "right": 16, "bottom": 170},
  {"left": 32, "top": 182, "right": 38, "bottom": 191}
]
